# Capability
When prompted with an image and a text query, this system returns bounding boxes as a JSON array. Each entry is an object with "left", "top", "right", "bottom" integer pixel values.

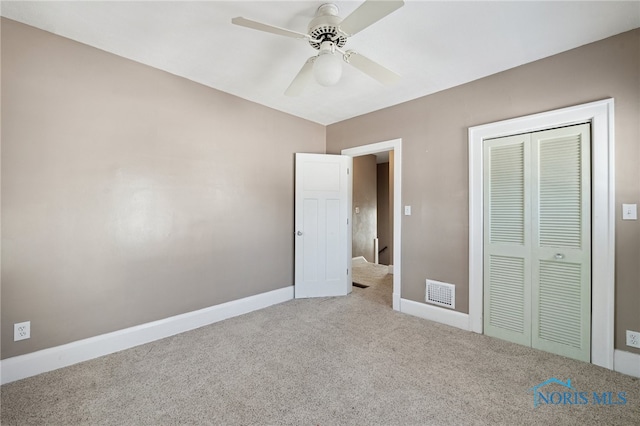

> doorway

[
  {"left": 351, "top": 152, "right": 393, "bottom": 266},
  {"left": 342, "top": 139, "right": 402, "bottom": 311}
]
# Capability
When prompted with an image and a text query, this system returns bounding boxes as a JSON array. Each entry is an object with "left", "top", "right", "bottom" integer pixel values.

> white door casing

[
  {"left": 342, "top": 139, "right": 402, "bottom": 311},
  {"left": 469, "top": 99, "right": 615, "bottom": 369},
  {"left": 294, "top": 153, "right": 352, "bottom": 298}
]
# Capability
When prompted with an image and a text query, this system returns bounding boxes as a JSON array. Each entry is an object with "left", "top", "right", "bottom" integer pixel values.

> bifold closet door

[
  {"left": 483, "top": 133, "right": 532, "bottom": 347},
  {"left": 531, "top": 124, "right": 591, "bottom": 362},
  {"left": 483, "top": 123, "right": 591, "bottom": 362}
]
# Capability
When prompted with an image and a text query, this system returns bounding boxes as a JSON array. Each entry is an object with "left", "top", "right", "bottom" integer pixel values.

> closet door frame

[{"left": 468, "top": 98, "right": 615, "bottom": 370}]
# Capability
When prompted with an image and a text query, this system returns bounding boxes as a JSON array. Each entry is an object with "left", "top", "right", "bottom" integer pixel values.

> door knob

[
  {"left": 554, "top": 253, "right": 565, "bottom": 260},
  {"left": 297, "top": 231, "right": 303, "bottom": 236}
]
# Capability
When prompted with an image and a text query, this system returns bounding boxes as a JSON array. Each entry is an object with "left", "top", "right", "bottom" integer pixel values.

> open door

[{"left": 295, "top": 153, "right": 352, "bottom": 298}]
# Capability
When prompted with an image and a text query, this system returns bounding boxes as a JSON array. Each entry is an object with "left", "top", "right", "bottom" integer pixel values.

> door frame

[
  {"left": 342, "top": 138, "right": 402, "bottom": 311},
  {"left": 468, "top": 99, "right": 615, "bottom": 369}
]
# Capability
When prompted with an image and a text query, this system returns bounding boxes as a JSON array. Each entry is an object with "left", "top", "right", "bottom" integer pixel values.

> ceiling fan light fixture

[
  {"left": 313, "top": 42, "right": 342, "bottom": 86},
  {"left": 232, "top": 0, "right": 405, "bottom": 95}
]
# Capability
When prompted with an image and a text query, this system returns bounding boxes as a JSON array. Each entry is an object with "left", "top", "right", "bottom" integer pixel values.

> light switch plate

[
  {"left": 622, "top": 204, "right": 637, "bottom": 220},
  {"left": 404, "top": 206, "right": 411, "bottom": 216}
]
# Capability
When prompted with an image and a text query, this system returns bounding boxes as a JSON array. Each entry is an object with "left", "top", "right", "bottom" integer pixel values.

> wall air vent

[{"left": 426, "top": 279, "right": 455, "bottom": 309}]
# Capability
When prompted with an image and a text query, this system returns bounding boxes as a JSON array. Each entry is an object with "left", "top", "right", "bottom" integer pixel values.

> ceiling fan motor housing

[{"left": 308, "top": 3, "right": 347, "bottom": 50}]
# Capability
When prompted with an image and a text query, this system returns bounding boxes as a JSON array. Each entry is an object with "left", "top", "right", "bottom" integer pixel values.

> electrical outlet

[
  {"left": 14, "top": 321, "right": 31, "bottom": 341},
  {"left": 626, "top": 330, "right": 640, "bottom": 349}
]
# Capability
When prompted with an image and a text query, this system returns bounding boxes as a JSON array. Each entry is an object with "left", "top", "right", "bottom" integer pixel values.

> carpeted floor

[
  {"left": 2, "top": 270, "right": 639, "bottom": 425},
  {"left": 352, "top": 257, "right": 391, "bottom": 290}
]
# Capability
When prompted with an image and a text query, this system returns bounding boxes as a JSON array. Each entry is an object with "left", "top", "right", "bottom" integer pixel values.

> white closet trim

[{"left": 468, "top": 99, "right": 615, "bottom": 370}]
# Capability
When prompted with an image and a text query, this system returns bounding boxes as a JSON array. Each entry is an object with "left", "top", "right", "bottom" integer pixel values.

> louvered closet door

[
  {"left": 531, "top": 124, "right": 591, "bottom": 362},
  {"left": 483, "top": 134, "right": 532, "bottom": 346},
  {"left": 483, "top": 123, "right": 591, "bottom": 363}
]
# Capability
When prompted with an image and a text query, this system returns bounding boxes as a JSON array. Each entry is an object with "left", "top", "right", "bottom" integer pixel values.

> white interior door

[{"left": 295, "top": 153, "right": 352, "bottom": 298}]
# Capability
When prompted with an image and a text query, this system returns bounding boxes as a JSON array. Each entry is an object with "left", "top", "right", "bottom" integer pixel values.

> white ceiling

[{"left": 2, "top": 1, "right": 639, "bottom": 125}]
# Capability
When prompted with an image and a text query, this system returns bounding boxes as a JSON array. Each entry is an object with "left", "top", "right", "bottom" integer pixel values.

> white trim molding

[
  {"left": 614, "top": 350, "right": 640, "bottom": 378},
  {"left": 468, "top": 98, "right": 615, "bottom": 370},
  {"left": 0, "top": 286, "right": 294, "bottom": 385},
  {"left": 401, "top": 299, "right": 470, "bottom": 331},
  {"left": 342, "top": 138, "right": 402, "bottom": 311}
]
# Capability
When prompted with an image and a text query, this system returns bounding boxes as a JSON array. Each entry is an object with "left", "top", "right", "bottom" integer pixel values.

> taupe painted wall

[
  {"left": 327, "top": 29, "right": 640, "bottom": 353},
  {"left": 352, "top": 155, "right": 377, "bottom": 262},
  {"left": 1, "top": 19, "right": 325, "bottom": 359},
  {"left": 377, "top": 162, "right": 391, "bottom": 265},
  {"left": 2, "top": 18, "right": 639, "bottom": 360}
]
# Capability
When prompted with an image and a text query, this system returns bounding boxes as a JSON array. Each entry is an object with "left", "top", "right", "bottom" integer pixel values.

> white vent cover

[{"left": 426, "top": 279, "right": 455, "bottom": 309}]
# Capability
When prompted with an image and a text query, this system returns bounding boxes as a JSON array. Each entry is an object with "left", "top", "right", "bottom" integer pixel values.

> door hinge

[
  {"left": 347, "top": 218, "right": 349, "bottom": 225},
  {"left": 347, "top": 168, "right": 350, "bottom": 175},
  {"left": 347, "top": 268, "right": 349, "bottom": 275}
]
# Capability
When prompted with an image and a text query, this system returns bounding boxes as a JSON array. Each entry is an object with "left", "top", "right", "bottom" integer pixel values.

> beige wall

[
  {"left": 2, "top": 18, "right": 639, "bottom": 360},
  {"left": 327, "top": 29, "right": 640, "bottom": 353},
  {"left": 352, "top": 155, "right": 377, "bottom": 262},
  {"left": 1, "top": 19, "right": 325, "bottom": 359},
  {"left": 377, "top": 162, "right": 391, "bottom": 265}
]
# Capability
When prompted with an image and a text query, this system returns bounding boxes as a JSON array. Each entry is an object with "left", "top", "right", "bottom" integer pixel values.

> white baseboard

[
  {"left": 0, "top": 286, "right": 294, "bottom": 385},
  {"left": 400, "top": 298, "right": 470, "bottom": 331},
  {"left": 614, "top": 349, "right": 640, "bottom": 378}
]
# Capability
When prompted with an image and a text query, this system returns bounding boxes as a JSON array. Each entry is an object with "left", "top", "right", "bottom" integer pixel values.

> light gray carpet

[
  {"left": 2, "top": 274, "right": 639, "bottom": 425},
  {"left": 352, "top": 258, "right": 391, "bottom": 289}
]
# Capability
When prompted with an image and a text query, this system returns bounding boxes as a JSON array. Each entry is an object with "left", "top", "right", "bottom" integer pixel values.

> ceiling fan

[{"left": 232, "top": 0, "right": 404, "bottom": 96}]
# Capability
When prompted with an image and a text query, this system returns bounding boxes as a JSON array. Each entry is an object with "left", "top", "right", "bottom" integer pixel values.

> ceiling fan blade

[
  {"left": 339, "top": 0, "right": 404, "bottom": 36},
  {"left": 343, "top": 50, "right": 400, "bottom": 86},
  {"left": 285, "top": 57, "right": 316, "bottom": 97},
  {"left": 232, "top": 17, "right": 310, "bottom": 40}
]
